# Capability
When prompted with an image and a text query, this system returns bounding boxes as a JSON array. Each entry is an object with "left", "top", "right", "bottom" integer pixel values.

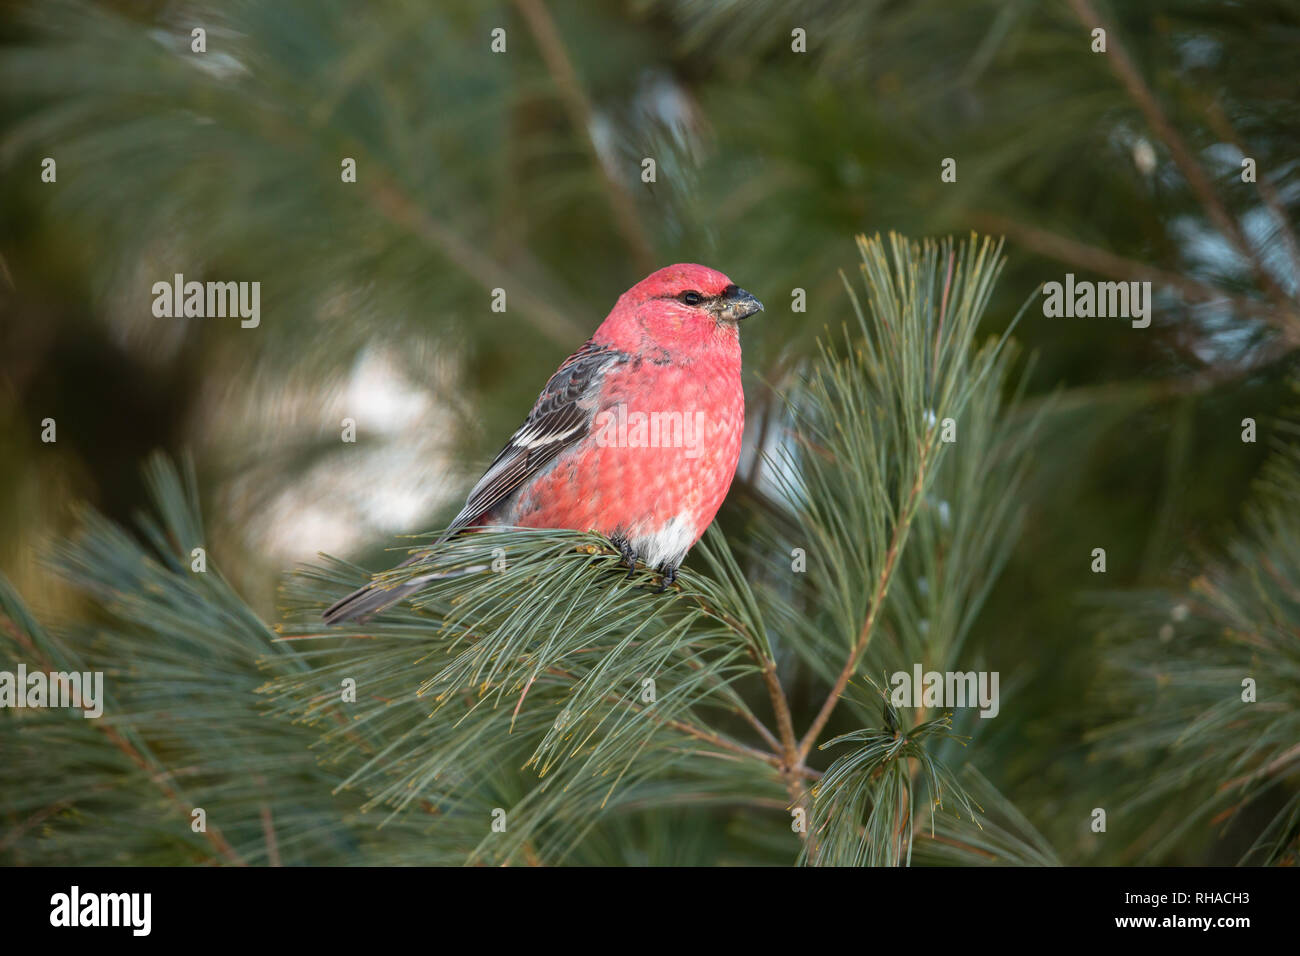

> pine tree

[
  {"left": 2, "top": 0, "right": 1298, "bottom": 867},
  {"left": 2, "top": 234, "right": 1057, "bottom": 866}
]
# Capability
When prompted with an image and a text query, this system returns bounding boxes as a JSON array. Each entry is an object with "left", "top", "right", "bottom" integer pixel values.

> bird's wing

[{"left": 439, "top": 339, "right": 625, "bottom": 539}]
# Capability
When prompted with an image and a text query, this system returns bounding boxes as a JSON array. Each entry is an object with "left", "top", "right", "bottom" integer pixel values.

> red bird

[{"left": 324, "top": 264, "right": 762, "bottom": 623}]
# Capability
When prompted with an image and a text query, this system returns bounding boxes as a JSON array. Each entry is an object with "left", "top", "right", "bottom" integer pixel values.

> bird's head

[{"left": 596, "top": 263, "right": 763, "bottom": 353}]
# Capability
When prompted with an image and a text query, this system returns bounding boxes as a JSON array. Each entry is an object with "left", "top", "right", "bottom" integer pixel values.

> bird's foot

[
  {"left": 611, "top": 535, "right": 638, "bottom": 580},
  {"left": 656, "top": 565, "right": 679, "bottom": 593}
]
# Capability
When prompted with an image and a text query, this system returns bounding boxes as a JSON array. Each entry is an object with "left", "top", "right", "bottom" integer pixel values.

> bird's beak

[{"left": 716, "top": 284, "right": 764, "bottom": 323}]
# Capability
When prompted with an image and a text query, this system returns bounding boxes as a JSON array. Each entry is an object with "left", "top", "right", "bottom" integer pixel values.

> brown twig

[
  {"left": 679, "top": 648, "right": 783, "bottom": 753},
  {"left": 972, "top": 213, "right": 1300, "bottom": 341},
  {"left": 1217, "top": 741, "right": 1300, "bottom": 793},
  {"left": 534, "top": 662, "right": 817, "bottom": 779},
  {"left": 101, "top": 722, "right": 245, "bottom": 865},
  {"left": 0, "top": 797, "right": 75, "bottom": 853},
  {"left": 1199, "top": 96, "right": 1300, "bottom": 283},
  {"left": 259, "top": 803, "right": 282, "bottom": 867},
  {"left": 368, "top": 179, "right": 585, "bottom": 345},
  {"left": 0, "top": 615, "right": 245, "bottom": 865},
  {"left": 685, "top": 589, "right": 812, "bottom": 831},
  {"left": 235, "top": 76, "right": 587, "bottom": 350},
  {"left": 512, "top": 0, "right": 656, "bottom": 274},
  {"left": 1065, "top": 0, "right": 1294, "bottom": 311},
  {"left": 796, "top": 442, "right": 932, "bottom": 766}
]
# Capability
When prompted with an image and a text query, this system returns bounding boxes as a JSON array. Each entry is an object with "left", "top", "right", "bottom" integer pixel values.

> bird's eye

[{"left": 680, "top": 290, "right": 704, "bottom": 306}]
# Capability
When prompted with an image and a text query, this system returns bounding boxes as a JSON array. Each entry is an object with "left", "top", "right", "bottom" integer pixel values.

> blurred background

[{"left": 2, "top": 0, "right": 1299, "bottom": 864}]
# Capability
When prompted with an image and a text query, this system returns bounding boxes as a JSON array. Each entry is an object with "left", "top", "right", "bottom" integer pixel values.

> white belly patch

[{"left": 634, "top": 514, "right": 696, "bottom": 570}]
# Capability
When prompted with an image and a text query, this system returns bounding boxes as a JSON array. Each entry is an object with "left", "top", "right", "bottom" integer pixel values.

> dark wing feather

[
  {"left": 323, "top": 340, "right": 623, "bottom": 624},
  {"left": 438, "top": 340, "right": 624, "bottom": 540}
]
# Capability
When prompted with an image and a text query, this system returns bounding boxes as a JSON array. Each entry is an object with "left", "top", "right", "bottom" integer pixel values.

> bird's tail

[{"left": 322, "top": 560, "right": 488, "bottom": 624}]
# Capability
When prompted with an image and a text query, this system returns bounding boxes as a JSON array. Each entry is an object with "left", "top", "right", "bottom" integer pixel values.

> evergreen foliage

[{"left": 2, "top": 0, "right": 1298, "bottom": 866}]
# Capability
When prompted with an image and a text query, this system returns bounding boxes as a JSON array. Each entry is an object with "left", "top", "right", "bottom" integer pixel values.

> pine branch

[
  {"left": 912, "top": 766, "right": 1062, "bottom": 867},
  {"left": 1087, "top": 426, "right": 1300, "bottom": 863},
  {"left": 3, "top": 231, "right": 1036, "bottom": 866},
  {"left": 1, "top": 455, "right": 454, "bottom": 865},
  {"left": 800, "top": 704, "right": 977, "bottom": 867},
  {"left": 1064, "top": 0, "right": 1295, "bottom": 313}
]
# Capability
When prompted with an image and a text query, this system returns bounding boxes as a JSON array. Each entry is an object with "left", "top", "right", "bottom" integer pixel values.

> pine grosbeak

[{"left": 324, "top": 264, "right": 761, "bottom": 623}]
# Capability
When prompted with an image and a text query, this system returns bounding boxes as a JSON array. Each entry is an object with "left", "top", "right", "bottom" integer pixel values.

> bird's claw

[
  {"left": 656, "top": 566, "right": 678, "bottom": 593},
  {"left": 612, "top": 535, "right": 638, "bottom": 579}
]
